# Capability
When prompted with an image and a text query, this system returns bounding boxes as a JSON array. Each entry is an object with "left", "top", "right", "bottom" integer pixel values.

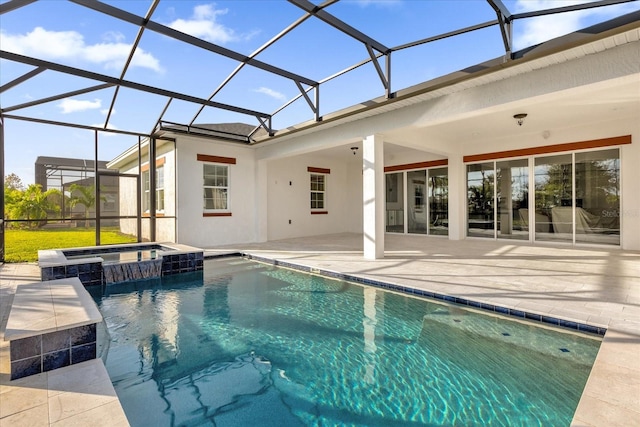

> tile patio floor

[{"left": 1, "top": 233, "right": 638, "bottom": 426}]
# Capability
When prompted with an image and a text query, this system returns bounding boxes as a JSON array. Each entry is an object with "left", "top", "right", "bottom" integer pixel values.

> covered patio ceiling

[{"left": 1, "top": 0, "right": 638, "bottom": 145}]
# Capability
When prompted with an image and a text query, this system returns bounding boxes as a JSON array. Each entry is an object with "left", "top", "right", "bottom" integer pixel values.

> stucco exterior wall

[
  {"left": 620, "top": 129, "right": 640, "bottom": 251},
  {"left": 175, "top": 136, "right": 257, "bottom": 248},
  {"left": 116, "top": 141, "right": 176, "bottom": 242},
  {"left": 266, "top": 153, "right": 356, "bottom": 241}
]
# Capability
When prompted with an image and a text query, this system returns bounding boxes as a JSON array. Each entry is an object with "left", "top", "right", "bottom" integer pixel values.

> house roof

[
  {"left": 34, "top": 156, "right": 110, "bottom": 171},
  {"left": 155, "top": 122, "right": 272, "bottom": 143}
]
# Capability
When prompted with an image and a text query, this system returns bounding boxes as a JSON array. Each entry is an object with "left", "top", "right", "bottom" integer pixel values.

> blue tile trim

[
  {"left": 43, "top": 249, "right": 204, "bottom": 286},
  {"left": 240, "top": 253, "right": 606, "bottom": 337},
  {"left": 9, "top": 323, "right": 99, "bottom": 380},
  {"left": 204, "top": 252, "right": 243, "bottom": 259}
]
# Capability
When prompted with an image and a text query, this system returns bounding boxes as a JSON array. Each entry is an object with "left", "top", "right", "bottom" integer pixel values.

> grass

[{"left": 4, "top": 227, "right": 138, "bottom": 263}]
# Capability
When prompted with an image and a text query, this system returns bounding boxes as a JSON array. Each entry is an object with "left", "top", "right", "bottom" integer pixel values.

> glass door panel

[
  {"left": 429, "top": 167, "right": 448, "bottom": 236},
  {"left": 497, "top": 159, "right": 529, "bottom": 240},
  {"left": 407, "top": 170, "right": 427, "bottom": 234},
  {"left": 575, "top": 149, "right": 620, "bottom": 245},
  {"left": 534, "top": 154, "right": 572, "bottom": 242},
  {"left": 385, "top": 173, "right": 404, "bottom": 233},
  {"left": 467, "top": 163, "right": 495, "bottom": 238}
]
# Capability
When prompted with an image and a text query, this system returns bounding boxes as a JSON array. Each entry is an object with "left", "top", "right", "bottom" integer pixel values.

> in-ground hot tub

[{"left": 38, "top": 242, "right": 204, "bottom": 287}]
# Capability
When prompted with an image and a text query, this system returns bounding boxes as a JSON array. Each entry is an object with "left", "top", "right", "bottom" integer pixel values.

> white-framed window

[
  {"left": 203, "top": 163, "right": 229, "bottom": 211},
  {"left": 143, "top": 165, "right": 164, "bottom": 213},
  {"left": 310, "top": 173, "right": 326, "bottom": 210}
]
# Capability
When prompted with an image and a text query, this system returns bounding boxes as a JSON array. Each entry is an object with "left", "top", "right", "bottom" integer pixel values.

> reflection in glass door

[
  {"left": 467, "top": 163, "right": 495, "bottom": 238},
  {"left": 407, "top": 170, "right": 427, "bottom": 234},
  {"left": 429, "top": 168, "right": 448, "bottom": 236},
  {"left": 385, "top": 173, "right": 404, "bottom": 233},
  {"left": 534, "top": 154, "right": 573, "bottom": 243},
  {"left": 497, "top": 159, "right": 528, "bottom": 240},
  {"left": 575, "top": 149, "right": 620, "bottom": 245}
]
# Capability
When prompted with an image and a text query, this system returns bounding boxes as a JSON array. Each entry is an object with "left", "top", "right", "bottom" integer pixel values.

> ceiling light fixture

[
  {"left": 351, "top": 146, "right": 359, "bottom": 155},
  {"left": 513, "top": 113, "right": 527, "bottom": 126}
]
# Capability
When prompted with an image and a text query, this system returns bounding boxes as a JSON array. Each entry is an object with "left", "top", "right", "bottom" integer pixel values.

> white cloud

[
  {"left": 0, "top": 27, "right": 163, "bottom": 72},
  {"left": 100, "top": 108, "right": 115, "bottom": 116},
  {"left": 254, "top": 87, "right": 286, "bottom": 101},
  {"left": 58, "top": 98, "right": 102, "bottom": 114},
  {"left": 102, "top": 31, "right": 126, "bottom": 43},
  {"left": 514, "top": 0, "right": 639, "bottom": 49},
  {"left": 167, "top": 4, "right": 257, "bottom": 43}
]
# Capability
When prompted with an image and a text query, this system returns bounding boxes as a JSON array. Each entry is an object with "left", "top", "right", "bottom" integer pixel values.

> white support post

[
  {"left": 255, "top": 159, "right": 268, "bottom": 242},
  {"left": 363, "top": 134, "right": 385, "bottom": 259},
  {"left": 447, "top": 153, "right": 466, "bottom": 240}
]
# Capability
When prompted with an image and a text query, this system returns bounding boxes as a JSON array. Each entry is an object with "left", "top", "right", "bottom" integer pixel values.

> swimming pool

[{"left": 91, "top": 256, "right": 601, "bottom": 426}]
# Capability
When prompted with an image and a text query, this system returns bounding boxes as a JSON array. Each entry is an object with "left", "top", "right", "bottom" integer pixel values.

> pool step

[{"left": 4, "top": 277, "right": 102, "bottom": 380}]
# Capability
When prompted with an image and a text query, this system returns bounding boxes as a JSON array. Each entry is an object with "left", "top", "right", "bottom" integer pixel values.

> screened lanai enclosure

[{"left": 1, "top": 0, "right": 639, "bottom": 261}]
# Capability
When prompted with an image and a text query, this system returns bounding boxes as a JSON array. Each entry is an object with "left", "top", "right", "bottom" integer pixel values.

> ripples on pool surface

[{"left": 91, "top": 257, "right": 601, "bottom": 427}]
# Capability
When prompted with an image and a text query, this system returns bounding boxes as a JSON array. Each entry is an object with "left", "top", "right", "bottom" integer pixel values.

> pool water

[
  {"left": 65, "top": 249, "right": 161, "bottom": 264},
  {"left": 91, "top": 257, "right": 601, "bottom": 426}
]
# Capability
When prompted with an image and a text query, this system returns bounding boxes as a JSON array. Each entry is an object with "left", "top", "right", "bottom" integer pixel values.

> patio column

[
  {"left": 447, "top": 153, "right": 466, "bottom": 240},
  {"left": 363, "top": 134, "right": 384, "bottom": 259},
  {"left": 255, "top": 159, "right": 268, "bottom": 242}
]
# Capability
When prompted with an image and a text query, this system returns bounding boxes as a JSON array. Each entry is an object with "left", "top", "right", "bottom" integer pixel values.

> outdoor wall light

[
  {"left": 351, "top": 146, "right": 359, "bottom": 155},
  {"left": 513, "top": 113, "right": 528, "bottom": 126}
]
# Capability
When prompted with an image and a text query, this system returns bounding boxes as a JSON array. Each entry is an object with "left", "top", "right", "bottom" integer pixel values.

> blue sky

[{"left": 1, "top": 0, "right": 639, "bottom": 184}]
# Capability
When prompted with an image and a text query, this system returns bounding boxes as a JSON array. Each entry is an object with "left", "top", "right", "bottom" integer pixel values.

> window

[
  {"left": 203, "top": 164, "right": 228, "bottom": 210},
  {"left": 310, "top": 174, "right": 325, "bottom": 210},
  {"left": 143, "top": 165, "right": 164, "bottom": 213},
  {"left": 156, "top": 166, "right": 165, "bottom": 212}
]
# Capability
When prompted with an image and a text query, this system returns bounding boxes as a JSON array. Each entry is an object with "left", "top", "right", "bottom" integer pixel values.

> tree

[
  {"left": 6, "top": 184, "right": 61, "bottom": 228},
  {"left": 68, "top": 183, "right": 105, "bottom": 228},
  {"left": 4, "top": 173, "right": 24, "bottom": 191}
]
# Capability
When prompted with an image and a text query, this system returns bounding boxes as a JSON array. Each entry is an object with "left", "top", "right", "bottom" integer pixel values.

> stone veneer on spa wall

[{"left": 38, "top": 242, "right": 204, "bottom": 287}]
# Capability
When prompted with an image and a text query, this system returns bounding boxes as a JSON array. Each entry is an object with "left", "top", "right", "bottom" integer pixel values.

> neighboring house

[
  {"left": 34, "top": 156, "right": 119, "bottom": 225},
  {"left": 108, "top": 17, "right": 640, "bottom": 254}
]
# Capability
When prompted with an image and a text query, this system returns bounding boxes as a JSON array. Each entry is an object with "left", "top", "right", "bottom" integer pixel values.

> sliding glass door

[
  {"left": 497, "top": 159, "right": 529, "bottom": 240},
  {"left": 407, "top": 170, "right": 427, "bottom": 234},
  {"left": 429, "top": 167, "right": 448, "bottom": 236},
  {"left": 575, "top": 149, "right": 620, "bottom": 245},
  {"left": 467, "top": 162, "right": 495, "bottom": 238},
  {"left": 467, "top": 148, "right": 620, "bottom": 246},
  {"left": 385, "top": 167, "right": 449, "bottom": 236},
  {"left": 385, "top": 173, "right": 404, "bottom": 233},
  {"left": 534, "top": 154, "right": 573, "bottom": 243}
]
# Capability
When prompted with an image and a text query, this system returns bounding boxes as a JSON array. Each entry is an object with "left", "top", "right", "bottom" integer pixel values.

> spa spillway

[{"left": 38, "top": 243, "right": 204, "bottom": 287}]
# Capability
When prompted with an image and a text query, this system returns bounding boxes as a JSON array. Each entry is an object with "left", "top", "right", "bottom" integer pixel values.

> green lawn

[{"left": 4, "top": 227, "right": 138, "bottom": 263}]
